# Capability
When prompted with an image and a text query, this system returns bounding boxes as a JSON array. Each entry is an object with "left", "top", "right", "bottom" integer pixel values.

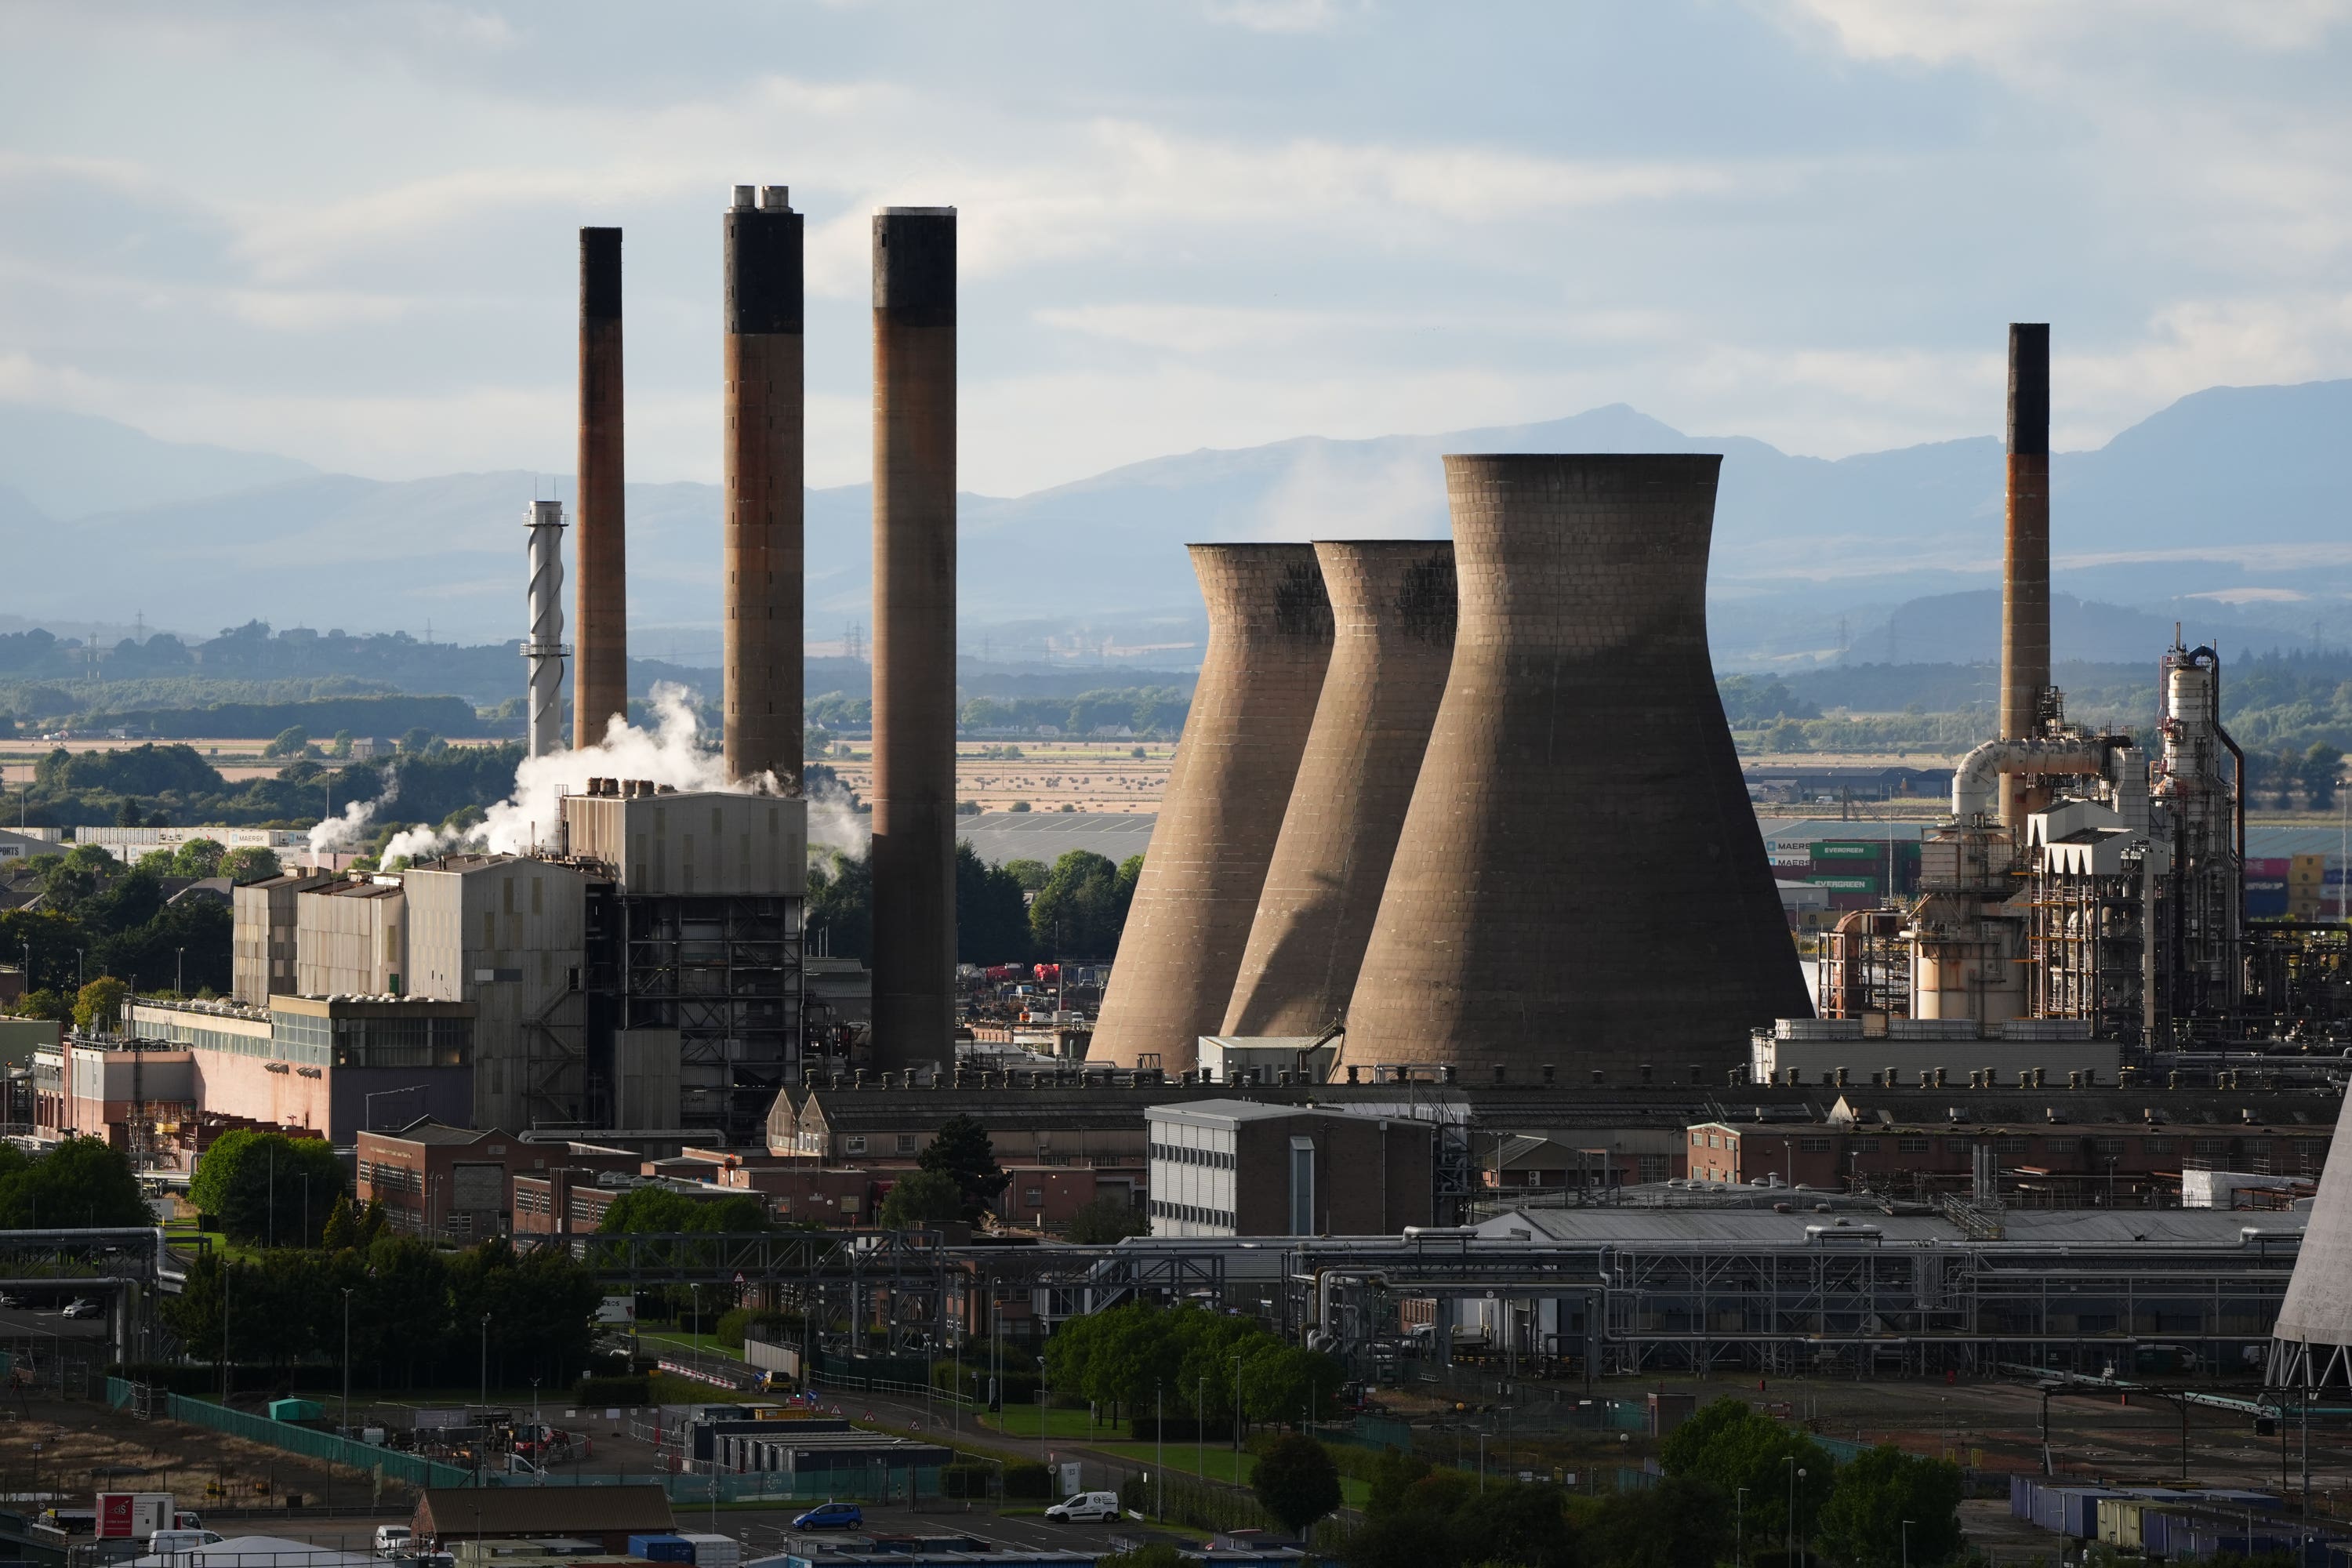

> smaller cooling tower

[
  {"left": 2267, "top": 1089, "right": 2352, "bottom": 1386},
  {"left": 1337, "top": 455, "right": 1809, "bottom": 1080},
  {"left": 1088, "top": 544, "right": 1334, "bottom": 1073},
  {"left": 1222, "top": 539, "right": 1456, "bottom": 1039}
]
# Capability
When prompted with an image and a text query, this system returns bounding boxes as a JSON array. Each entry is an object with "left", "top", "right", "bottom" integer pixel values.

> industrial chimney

[
  {"left": 723, "top": 183, "right": 804, "bottom": 789},
  {"left": 1337, "top": 456, "right": 1808, "bottom": 1080},
  {"left": 1221, "top": 539, "right": 1455, "bottom": 1039},
  {"left": 522, "top": 499, "right": 568, "bottom": 760},
  {"left": 1998, "top": 322, "right": 2051, "bottom": 829},
  {"left": 574, "top": 227, "right": 627, "bottom": 749},
  {"left": 1089, "top": 544, "right": 1334, "bottom": 1073},
  {"left": 868, "top": 207, "right": 957, "bottom": 1072}
]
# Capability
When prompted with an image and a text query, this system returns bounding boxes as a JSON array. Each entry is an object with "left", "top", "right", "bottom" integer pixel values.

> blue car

[{"left": 791, "top": 1504, "right": 863, "bottom": 1531}]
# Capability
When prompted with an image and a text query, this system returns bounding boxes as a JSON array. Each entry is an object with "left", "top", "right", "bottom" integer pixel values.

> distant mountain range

[{"left": 2, "top": 379, "right": 2347, "bottom": 672}]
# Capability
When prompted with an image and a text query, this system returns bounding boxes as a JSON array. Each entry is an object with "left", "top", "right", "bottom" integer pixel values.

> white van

[
  {"left": 375, "top": 1526, "right": 414, "bottom": 1556},
  {"left": 148, "top": 1530, "right": 223, "bottom": 1562},
  {"left": 1044, "top": 1492, "right": 1120, "bottom": 1523}
]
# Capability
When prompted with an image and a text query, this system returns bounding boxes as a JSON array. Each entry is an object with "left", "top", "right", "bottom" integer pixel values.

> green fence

[{"left": 105, "top": 1380, "right": 474, "bottom": 1489}]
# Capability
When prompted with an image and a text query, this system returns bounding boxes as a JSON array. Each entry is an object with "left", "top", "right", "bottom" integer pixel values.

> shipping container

[
  {"left": 1806, "top": 874, "right": 1881, "bottom": 894},
  {"left": 630, "top": 1537, "right": 694, "bottom": 1563},
  {"left": 677, "top": 1535, "right": 742, "bottom": 1568}
]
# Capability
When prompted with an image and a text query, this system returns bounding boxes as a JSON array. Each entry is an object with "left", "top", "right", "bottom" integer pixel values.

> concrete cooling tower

[
  {"left": 1335, "top": 454, "right": 1808, "bottom": 1081},
  {"left": 2267, "top": 1091, "right": 2352, "bottom": 1385},
  {"left": 1088, "top": 544, "right": 1334, "bottom": 1073},
  {"left": 1221, "top": 540, "right": 1457, "bottom": 1039}
]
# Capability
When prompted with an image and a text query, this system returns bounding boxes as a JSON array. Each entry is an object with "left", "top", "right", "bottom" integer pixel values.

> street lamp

[
  {"left": 479, "top": 1313, "right": 490, "bottom": 1407},
  {"left": 1229, "top": 1351, "right": 1247, "bottom": 1454},
  {"left": 1736, "top": 1487, "right": 1748, "bottom": 1568},
  {"left": 1902, "top": 1518, "right": 1914, "bottom": 1568},
  {"left": 176, "top": 947, "right": 184, "bottom": 998},
  {"left": 341, "top": 1287, "right": 355, "bottom": 1436}
]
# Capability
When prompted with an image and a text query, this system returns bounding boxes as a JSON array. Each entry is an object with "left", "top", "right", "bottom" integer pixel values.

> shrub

[
  {"left": 1004, "top": 1461, "right": 1052, "bottom": 1499},
  {"left": 942, "top": 1464, "right": 996, "bottom": 1499},
  {"left": 575, "top": 1374, "right": 651, "bottom": 1405}
]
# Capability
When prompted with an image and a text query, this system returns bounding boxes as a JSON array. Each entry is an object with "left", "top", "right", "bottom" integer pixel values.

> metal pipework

[
  {"left": 1999, "top": 322, "right": 2052, "bottom": 829},
  {"left": 723, "top": 183, "right": 805, "bottom": 789},
  {"left": 522, "top": 499, "right": 570, "bottom": 760},
  {"left": 868, "top": 206, "right": 958, "bottom": 1072},
  {"left": 1949, "top": 737, "right": 2111, "bottom": 821},
  {"left": 575, "top": 227, "right": 628, "bottom": 748}
]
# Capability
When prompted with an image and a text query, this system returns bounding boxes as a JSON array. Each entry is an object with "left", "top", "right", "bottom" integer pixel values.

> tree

[
  {"left": 596, "top": 1185, "right": 769, "bottom": 1233},
  {"left": 807, "top": 848, "right": 872, "bottom": 962},
  {"left": 1579, "top": 1475, "right": 1734, "bottom": 1568},
  {"left": 0, "top": 1136, "right": 151, "bottom": 1228},
  {"left": 918, "top": 1113, "right": 1010, "bottom": 1220},
  {"left": 189, "top": 1127, "right": 345, "bottom": 1245},
  {"left": 321, "top": 1192, "right": 360, "bottom": 1250},
  {"left": 329, "top": 731, "right": 354, "bottom": 759},
  {"left": 878, "top": 1169, "right": 967, "bottom": 1229},
  {"left": 2301, "top": 743, "right": 2344, "bottom": 811},
  {"left": 1029, "top": 850, "right": 1134, "bottom": 958},
  {"left": 1251, "top": 1433, "right": 1342, "bottom": 1535},
  {"left": 171, "top": 838, "right": 227, "bottom": 878},
  {"left": 400, "top": 727, "right": 437, "bottom": 756},
  {"left": 11, "top": 988, "right": 71, "bottom": 1024},
  {"left": 219, "top": 845, "right": 282, "bottom": 882},
  {"left": 1063, "top": 1195, "right": 1149, "bottom": 1243},
  {"left": 1658, "top": 1396, "right": 1833, "bottom": 1556},
  {"left": 956, "top": 842, "right": 1032, "bottom": 964},
  {"left": 263, "top": 725, "right": 310, "bottom": 758},
  {"left": 74, "top": 975, "right": 129, "bottom": 1033},
  {"left": 1813, "top": 1446, "right": 1965, "bottom": 1568},
  {"left": 135, "top": 848, "right": 176, "bottom": 877},
  {"left": 1004, "top": 858, "right": 1051, "bottom": 892}
]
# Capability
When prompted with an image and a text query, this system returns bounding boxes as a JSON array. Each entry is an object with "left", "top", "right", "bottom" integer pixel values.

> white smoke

[
  {"left": 380, "top": 683, "right": 773, "bottom": 864},
  {"left": 804, "top": 776, "right": 871, "bottom": 863},
  {"left": 309, "top": 767, "right": 397, "bottom": 858}
]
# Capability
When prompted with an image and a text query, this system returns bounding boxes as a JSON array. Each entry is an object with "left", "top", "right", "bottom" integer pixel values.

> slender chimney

[
  {"left": 522, "top": 499, "right": 568, "bottom": 759},
  {"left": 575, "top": 227, "right": 627, "bottom": 748},
  {"left": 868, "top": 207, "right": 956, "bottom": 1071},
  {"left": 1999, "top": 321, "right": 2051, "bottom": 829},
  {"left": 723, "top": 184, "right": 804, "bottom": 789}
]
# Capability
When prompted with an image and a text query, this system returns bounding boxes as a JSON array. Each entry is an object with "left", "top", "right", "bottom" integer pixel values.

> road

[
  {"left": 245, "top": 1508, "right": 1170, "bottom": 1560},
  {"left": 0, "top": 1304, "right": 111, "bottom": 1340}
]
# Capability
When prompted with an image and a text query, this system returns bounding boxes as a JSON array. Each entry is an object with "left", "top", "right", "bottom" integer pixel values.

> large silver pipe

[{"left": 1951, "top": 738, "right": 2110, "bottom": 820}]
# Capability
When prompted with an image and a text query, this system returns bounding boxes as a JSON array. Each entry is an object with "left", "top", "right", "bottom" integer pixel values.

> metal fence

[{"left": 103, "top": 1381, "right": 474, "bottom": 1489}]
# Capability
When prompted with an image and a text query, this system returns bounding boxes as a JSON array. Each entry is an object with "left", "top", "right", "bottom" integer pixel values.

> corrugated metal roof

[{"left": 1481, "top": 1207, "right": 2302, "bottom": 1246}]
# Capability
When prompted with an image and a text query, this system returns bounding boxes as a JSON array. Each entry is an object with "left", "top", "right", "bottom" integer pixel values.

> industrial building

[{"left": 1144, "top": 1098, "right": 1436, "bottom": 1237}]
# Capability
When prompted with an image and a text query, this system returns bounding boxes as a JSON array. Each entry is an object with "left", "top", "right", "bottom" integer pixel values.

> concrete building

[
  {"left": 294, "top": 878, "right": 406, "bottom": 997},
  {"left": 231, "top": 872, "right": 338, "bottom": 1007},
  {"left": 2268, "top": 1091, "right": 2352, "bottom": 1385},
  {"left": 1091, "top": 545, "right": 1333, "bottom": 1073},
  {"left": 90, "top": 996, "right": 477, "bottom": 1145},
  {"left": 401, "top": 854, "right": 592, "bottom": 1131},
  {"left": 1144, "top": 1098, "right": 1434, "bottom": 1238},
  {"left": 1341, "top": 455, "right": 1808, "bottom": 1080},
  {"left": 1224, "top": 539, "right": 1455, "bottom": 1040}
]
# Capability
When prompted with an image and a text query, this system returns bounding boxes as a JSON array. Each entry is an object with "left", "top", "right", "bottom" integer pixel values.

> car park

[{"left": 1044, "top": 1492, "right": 1122, "bottom": 1523}]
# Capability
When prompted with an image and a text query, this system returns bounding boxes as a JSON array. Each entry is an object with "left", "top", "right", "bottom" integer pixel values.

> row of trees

[
  {"left": 162, "top": 1233, "right": 604, "bottom": 1389},
  {"left": 0, "top": 1136, "right": 151, "bottom": 1229},
  {"left": 1, "top": 848, "right": 241, "bottom": 1010},
  {"left": 186, "top": 1127, "right": 349, "bottom": 1246},
  {"left": 808, "top": 844, "right": 1143, "bottom": 966},
  {"left": 1044, "top": 1302, "right": 1346, "bottom": 1428}
]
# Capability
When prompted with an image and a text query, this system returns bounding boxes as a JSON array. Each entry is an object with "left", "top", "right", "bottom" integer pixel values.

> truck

[{"left": 96, "top": 1494, "right": 174, "bottom": 1542}]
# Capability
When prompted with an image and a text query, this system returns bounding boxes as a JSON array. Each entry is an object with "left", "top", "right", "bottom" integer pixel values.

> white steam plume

[
  {"left": 379, "top": 683, "right": 771, "bottom": 864},
  {"left": 308, "top": 766, "right": 397, "bottom": 858},
  {"left": 805, "top": 775, "right": 871, "bottom": 862}
]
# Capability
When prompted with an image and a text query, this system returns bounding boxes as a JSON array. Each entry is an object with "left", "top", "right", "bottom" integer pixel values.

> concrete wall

[
  {"left": 404, "top": 856, "right": 590, "bottom": 1131},
  {"left": 1091, "top": 545, "right": 1333, "bottom": 1073},
  {"left": 1340, "top": 456, "right": 1809, "bottom": 1080},
  {"left": 560, "top": 792, "right": 806, "bottom": 898},
  {"left": 294, "top": 881, "right": 406, "bottom": 997},
  {"left": 234, "top": 874, "right": 334, "bottom": 1007}
]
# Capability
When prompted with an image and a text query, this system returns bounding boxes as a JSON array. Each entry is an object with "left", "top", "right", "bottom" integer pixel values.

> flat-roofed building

[{"left": 1145, "top": 1098, "right": 1434, "bottom": 1238}]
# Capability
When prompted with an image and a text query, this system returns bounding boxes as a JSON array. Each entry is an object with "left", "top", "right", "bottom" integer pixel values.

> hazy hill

[{"left": 3, "top": 379, "right": 2347, "bottom": 670}]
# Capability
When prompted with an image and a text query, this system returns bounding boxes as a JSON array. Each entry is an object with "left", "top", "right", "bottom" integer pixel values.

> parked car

[
  {"left": 60, "top": 1299, "right": 101, "bottom": 1320},
  {"left": 790, "top": 1503, "right": 863, "bottom": 1530},
  {"left": 375, "top": 1526, "right": 414, "bottom": 1557},
  {"left": 1045, "top": 1492, "right": 1122, "bottom": 1523},
  {"left": 0, "top": 1293, "right": 22, "bottom": 1309}
]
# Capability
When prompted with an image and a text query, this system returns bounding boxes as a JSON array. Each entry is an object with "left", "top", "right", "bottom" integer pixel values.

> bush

[
  {"left": 575, "top": 1374, "right": 651, "bottom": 1405},
  {"left": 931, "top": 1356, "right": 1038, "bottom": 1406},
  {"left": 714, "top": 1307, "right": 796, "bottom": 1350},
  {"left": 1004, "top": 1461, "right": 1052, "bottom": 1499}
]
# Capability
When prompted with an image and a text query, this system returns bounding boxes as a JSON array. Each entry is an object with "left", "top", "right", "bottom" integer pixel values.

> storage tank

[
  {"left": 1336, "top": 455, "right": 1808, "bottom": 1080},
  {"left": 1222, "top": 539, "right": 1455, "bottom": 1038},
  {"left": 1087, "top": 544, "right": 1334, "bottom": 1072}
]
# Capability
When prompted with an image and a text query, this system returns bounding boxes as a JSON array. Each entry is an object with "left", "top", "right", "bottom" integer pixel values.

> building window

[
  {"left": 1025, "top": 1187, "right": 1043, "bottom": 1206},
  {"left": 846, "top": 1136, "right": 866, "bottom": 1155},
  {"left": 896, "top": 1134, "right": 916, "bottom": 1155},
  {"left": 2093, "top": 1138, "right": 2127, "bottom": 1156},
  {"left": 2143, "top": 1138, "right": 2174, "bottom": 1154},
  {"left": 1897, "top": 1138, "right": 1930, "bottom": 1152},
  {"left": 1799, "top": 1138, "right": 1831, "bottom": 1152}
]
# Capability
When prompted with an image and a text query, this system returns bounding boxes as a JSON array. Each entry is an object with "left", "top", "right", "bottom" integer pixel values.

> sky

[{"left": 1, "top": 0, "right": 2347, "bottom": 497}]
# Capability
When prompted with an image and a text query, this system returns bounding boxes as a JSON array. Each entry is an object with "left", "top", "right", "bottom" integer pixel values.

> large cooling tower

[
  {"left": 1088, "top": 544, "right": 1334, "bottom": 1072},
  {"left": 1336, "top": 455, "right": 1808, "bottom": 1080},
  {"left": 1221, "top": 539, "right": 1456, "bottom": 1039},
  {"left": 2267, "top": 1091, "right": 2352, "bottom": 1386}
]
